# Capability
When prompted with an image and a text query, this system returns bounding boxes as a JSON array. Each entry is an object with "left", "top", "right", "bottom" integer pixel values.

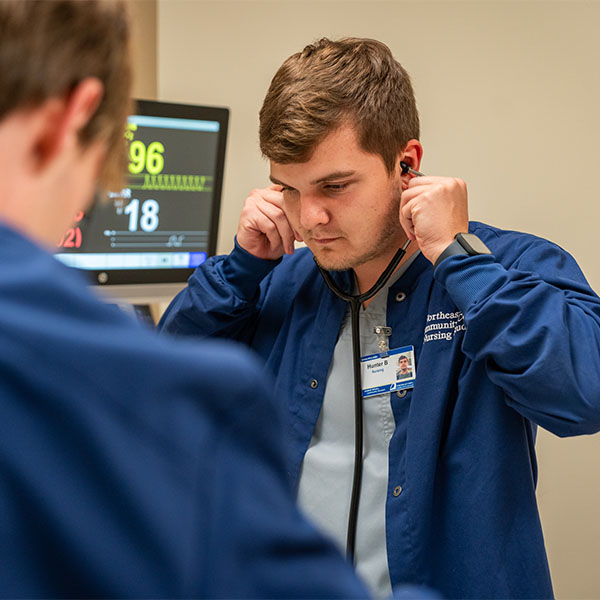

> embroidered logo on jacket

[{"left": 423, "top": 311, "right": 465, "bottom": 343}]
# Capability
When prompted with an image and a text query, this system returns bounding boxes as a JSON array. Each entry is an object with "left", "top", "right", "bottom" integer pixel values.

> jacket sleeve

[
  {"left": 158, "top": 239, "right": 281, "bottom": 342},
  {"left": 435, "top": 241, "right": 600, "bottom": 437}
]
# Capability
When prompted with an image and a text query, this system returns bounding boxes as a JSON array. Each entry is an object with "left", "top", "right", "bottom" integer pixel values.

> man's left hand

[{"left": 399, "top": 176, "right": 469, "bottom": 264}]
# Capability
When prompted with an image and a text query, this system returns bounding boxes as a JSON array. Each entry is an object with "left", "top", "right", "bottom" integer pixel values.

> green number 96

[{"left": 128, "top": 140, "right": 165, "bottom": 175}]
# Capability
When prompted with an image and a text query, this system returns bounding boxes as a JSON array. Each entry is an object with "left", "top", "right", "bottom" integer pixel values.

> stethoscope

[{"left": 314, "top": 161, "right": 423, "bottom": 562}]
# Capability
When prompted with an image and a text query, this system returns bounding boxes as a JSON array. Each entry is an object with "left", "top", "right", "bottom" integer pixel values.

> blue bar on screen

[
  {"left": 128, "top": 115, "right": 220, "bottom": 132},
  {"left": 189, "top": 252, "right": 207, "bottom": 268}
]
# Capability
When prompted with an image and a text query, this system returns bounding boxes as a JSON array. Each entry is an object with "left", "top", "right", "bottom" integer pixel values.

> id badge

[{"left": 361, "top": 345, "right": 416, "bottom": 398}]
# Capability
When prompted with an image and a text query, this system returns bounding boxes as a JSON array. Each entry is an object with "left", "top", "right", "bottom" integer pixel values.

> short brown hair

[
  {"left": 259, "top": 37, "right": 420, "bottom": 174},
  {"left": 0, "top": 0, "right": 132, "bottom": 188}
]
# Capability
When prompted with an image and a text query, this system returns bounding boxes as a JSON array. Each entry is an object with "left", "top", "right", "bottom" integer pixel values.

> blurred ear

[{"left": 33, "top": 77, "right": 104, "bottom": 170}]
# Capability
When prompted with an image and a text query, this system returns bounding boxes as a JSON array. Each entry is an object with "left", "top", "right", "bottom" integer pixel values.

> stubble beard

[{"left": 311, "top": 188, "right": 403, "bottom": 272}]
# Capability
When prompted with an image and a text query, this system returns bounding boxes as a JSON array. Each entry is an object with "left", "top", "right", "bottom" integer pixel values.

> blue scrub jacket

[
  {"left": 160, "top": 221, "right": 600, "bottom": 599},
  {"left": 0, "top": 223, "right": 371, "bottom": 599}
]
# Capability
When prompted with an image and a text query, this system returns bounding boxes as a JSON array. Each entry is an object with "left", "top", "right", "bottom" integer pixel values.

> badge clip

[{"left": 374, "top": 325, "right": 392, "bottom": 355}]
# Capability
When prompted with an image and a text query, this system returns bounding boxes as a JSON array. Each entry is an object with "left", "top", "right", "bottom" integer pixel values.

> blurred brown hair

[
  {"left": 259, "top": 37, "right": 420, "bottom": 174},
  {"left": 0, "top": 0, "right": 132, "bottom": 189}
]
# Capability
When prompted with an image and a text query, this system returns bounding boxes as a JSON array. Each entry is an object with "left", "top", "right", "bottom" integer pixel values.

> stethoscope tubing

[{"left": 315, "top": 238, "right": 411, "bottom": 560}]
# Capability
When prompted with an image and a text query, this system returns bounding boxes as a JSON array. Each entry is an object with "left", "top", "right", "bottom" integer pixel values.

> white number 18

[{"left": 124, "top": 198, "right": 159, "bottom": 232}]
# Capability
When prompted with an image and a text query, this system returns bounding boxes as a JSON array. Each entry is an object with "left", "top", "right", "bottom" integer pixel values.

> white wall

[{"left": 155, "top": 1, "right": 600, "bottom": 597}]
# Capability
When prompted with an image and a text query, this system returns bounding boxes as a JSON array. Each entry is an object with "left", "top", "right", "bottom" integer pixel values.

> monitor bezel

[{"left": 79, "top": 98, "right": 229, "bottom": 286}]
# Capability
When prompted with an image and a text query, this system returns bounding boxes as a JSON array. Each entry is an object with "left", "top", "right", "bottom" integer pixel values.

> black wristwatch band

[{"left": 434, "top": 233, "right": 492, "bottom": 270}]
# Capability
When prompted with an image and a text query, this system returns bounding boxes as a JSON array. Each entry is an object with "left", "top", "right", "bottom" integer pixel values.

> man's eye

[{"left": 324, "top": 183, "right": 350, "bottom": 192}]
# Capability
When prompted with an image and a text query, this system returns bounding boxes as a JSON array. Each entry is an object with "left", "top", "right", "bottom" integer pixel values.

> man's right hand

[{"left": 236, "top": 185, "right": 299, "bottom": 260}]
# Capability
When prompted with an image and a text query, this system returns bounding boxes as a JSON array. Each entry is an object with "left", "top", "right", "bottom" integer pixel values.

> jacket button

[
  {"left": 396, "top": 389, "right": 407, "bottom": 398},
  {"left": 393, "top": 485, "right": 403, "bottom": 497},
  {"left": 310, "top": 379, "right": 318, "bottom": 389},
  {"left": 395, "top": 291, "right": 407, "bottom": 302}
]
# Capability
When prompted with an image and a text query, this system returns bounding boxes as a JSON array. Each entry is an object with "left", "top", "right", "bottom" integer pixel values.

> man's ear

[
  {"left": 33, "top": 77, "right": 104, "bottom": 170},
  {"left": 398, "top": 139, "right": 424, "bottom": 186}
]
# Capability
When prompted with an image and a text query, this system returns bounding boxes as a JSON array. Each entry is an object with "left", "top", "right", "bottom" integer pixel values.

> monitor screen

[{"left": 55, "top": 99, "right": 229, "bottom": 290}]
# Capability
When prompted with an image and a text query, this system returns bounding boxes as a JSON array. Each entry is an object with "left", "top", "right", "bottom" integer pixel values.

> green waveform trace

[{"left": 128, "top": 173, "right": 214, "bottom": 192}]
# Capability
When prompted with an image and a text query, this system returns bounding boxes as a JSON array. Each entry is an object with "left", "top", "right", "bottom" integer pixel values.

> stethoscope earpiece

[{"left": 400, "top": 161, "right": 425, "bottom": 177}]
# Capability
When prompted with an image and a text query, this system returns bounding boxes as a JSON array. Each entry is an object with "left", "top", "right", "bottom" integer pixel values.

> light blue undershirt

[{"left": 297, "top": 254, "right": 418, "bottom": 598}]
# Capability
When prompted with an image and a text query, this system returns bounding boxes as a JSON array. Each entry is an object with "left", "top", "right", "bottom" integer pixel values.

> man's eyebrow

[
  {"left": 310, "top": 171, "right": 356, "bottom": 185},
  {"left": 269, "top": 170, "right": 357, "bottom": 188}
]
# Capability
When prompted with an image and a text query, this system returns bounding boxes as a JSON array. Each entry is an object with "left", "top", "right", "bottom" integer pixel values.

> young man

[
  {"left": 160, "top": 38, "right": 600, "bottom": 598},
  {"left": 0, "top": 5, "right": 375, "bottom": 597}
]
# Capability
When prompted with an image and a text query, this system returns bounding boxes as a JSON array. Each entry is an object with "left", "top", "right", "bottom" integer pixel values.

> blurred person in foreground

[{"left": 0, "top": 2, "right": 396, "bottom": 597}]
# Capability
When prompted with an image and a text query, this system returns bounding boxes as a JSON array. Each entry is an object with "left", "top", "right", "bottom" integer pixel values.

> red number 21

[{"left": 57, "top": 227, "right": 82, "bottom": 248}]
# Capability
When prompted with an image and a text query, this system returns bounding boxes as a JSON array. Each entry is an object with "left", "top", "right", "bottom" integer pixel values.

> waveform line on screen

[{"left": 128, "top": 174, "right": 214, "bottom": 192}]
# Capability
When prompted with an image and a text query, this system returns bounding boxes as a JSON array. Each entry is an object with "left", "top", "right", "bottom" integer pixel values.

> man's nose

[{"left": 299, "top": 194, "right": 330, "bottom": 230}]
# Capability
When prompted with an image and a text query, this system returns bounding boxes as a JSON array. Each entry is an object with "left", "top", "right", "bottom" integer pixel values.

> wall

[
  {"left": 154, "top": 1, "right": 600, "bottom": 597},
  {"left": 127, "top": 0, "right": 157, "bottom": 100}
]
